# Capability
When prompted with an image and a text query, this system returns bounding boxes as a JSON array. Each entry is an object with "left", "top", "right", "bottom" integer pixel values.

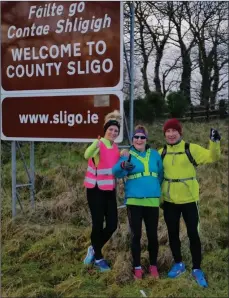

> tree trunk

[
  {"left": 154, "top": 49, "right": 163, "bottom": 94},
  {"left": 210, "top": 52, "right": 219, "bottom": 109},
  {"left": 180, "top": 54, "right": 192, "bottom": 103},
  {"left": 141, "top": 61, "right": 150, "bottom": 95},
  {"left": 200, "top": 67, "right": 211, "bottom": 107}
]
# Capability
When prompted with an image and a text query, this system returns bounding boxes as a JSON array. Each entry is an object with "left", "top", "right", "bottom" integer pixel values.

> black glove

[
  {"left": 121, "top": 161, "right": 135, "bottom": 171},
  {"left": 210, "top": 128, "right": 221, "bottom": 142}
]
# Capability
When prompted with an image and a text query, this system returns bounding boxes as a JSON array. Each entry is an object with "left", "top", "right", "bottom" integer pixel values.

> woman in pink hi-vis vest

[{"left": 83, "top": 110, "right": 122, "bottom": 272}]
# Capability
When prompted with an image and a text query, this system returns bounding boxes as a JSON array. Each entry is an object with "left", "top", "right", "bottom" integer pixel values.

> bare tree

[
  {"left": 123, "top": 3, "right": 145, "bottom": 99},
  {"left": 163, "top": 1, "right": 197, "bottom": 103},
  {"left": 185, "top": 1, "right": 228, "bottom": 107},
  {"left": 134, "top": 2, "right": 154, "bottom": 95},
  {"left": 142, "top": 2, "right": 173, "bottom": 95},
  {"left": 161, "top": 54, "right": 182, "bottom": 97}
]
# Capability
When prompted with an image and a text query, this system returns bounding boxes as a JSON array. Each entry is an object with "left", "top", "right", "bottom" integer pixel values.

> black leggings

[
  {"left": 127, "top": 205, "right": 159, "bottom": 267},
  {"left": 87, "top": 185, "right": 118, "bottom": 260},
  {"left": 163, "top": 201, "right": 201, "bottom": 269}
]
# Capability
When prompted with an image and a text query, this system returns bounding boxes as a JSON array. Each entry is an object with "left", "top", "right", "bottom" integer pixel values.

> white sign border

[
  {"left": 0, "top": 90, "right": 124, "bottom": 143},
  {"left": 1, "top": 2, "right": 123, "bottom": 94}
]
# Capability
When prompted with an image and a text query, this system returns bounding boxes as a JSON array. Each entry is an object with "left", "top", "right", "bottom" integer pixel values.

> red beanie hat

[{"left": 163, "top": 118, "right": 182, "bottom": 135}]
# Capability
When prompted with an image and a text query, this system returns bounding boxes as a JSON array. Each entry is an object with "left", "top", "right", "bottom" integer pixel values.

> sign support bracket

[
  {"left": 120, "top": 2, "right": 135, "bottom": 148},
  {"left": 117, "top": 2, "right": 135, "bottom": 215},
  {"left": 129, "top": 2, "right": 135, "bottom": 139},
  {"left": 11, "top": 141, "right": 35, "bottom": 218}
]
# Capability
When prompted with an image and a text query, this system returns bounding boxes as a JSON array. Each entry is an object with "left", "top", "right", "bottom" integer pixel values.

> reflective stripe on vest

[
  {"left": 97, "top": 179, "right": 115, "bottom": 186},
  {"left": 84, "top": 177, "right": 96, "bottom": 185},
  {"left": 127, "top": 149, "right": 154, "bottom": 180},
  {"left": 96, "top": 168, "right": 113, "bottom": 175},
  {"left": 86, "top": 166, "right": 96, "bottom": 175},
  {"left": 129, "top": 149, "right": 151, "bottom": 173},
  {"left": 85, "top": 166, "right": 113, "bottom": 176},
  {"left": 128, "top": 171, "right": 158, "bottom": 180}
]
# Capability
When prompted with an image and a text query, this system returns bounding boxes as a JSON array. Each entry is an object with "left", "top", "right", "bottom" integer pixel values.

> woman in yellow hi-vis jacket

[{"left": 159, "top": 118, "right": 221, "bottom": 288}]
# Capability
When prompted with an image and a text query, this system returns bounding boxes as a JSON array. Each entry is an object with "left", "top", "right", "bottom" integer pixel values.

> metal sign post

[
  {"left": 30, "top": 141, "right": 35, "bottom": 209},
  {"left": 11, "top": 141, "right": 17, "bottom": 218},
  {"left": 129, "top": 2, "right": 135, "bottom": 139}
]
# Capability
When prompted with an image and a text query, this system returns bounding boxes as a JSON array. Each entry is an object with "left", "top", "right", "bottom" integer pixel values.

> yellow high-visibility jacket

[{"left": 158, "top": 139, "right": 221, "bottom": 204}]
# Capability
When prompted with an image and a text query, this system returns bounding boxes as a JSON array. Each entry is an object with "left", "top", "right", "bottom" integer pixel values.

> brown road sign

[
  {"left": 1, "top": 92, "right": 123, "bottom": 142},
  {"left": 1, "top": 1, "right": 123, "bottom": 93}
]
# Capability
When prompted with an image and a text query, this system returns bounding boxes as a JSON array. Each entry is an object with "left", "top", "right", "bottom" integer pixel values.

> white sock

[
  {"left": 135, "top": 266, "right": 141, "bottom": 270},
  {"left": 95, "top": 259, "right": 103, "bottom": 264}
]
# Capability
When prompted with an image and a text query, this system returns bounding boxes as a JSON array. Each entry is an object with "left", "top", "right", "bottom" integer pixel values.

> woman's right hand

[
  {"left": 96, "top": 136, "right": 101, "bottom": 148},
  {"left": 121, "top": 161, "right": 135, "bottom": 171}
]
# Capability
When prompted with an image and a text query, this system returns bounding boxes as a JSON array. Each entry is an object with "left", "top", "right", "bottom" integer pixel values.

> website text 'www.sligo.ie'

[{"left": 18, "top": 111, "right": 99, "bottom": 126}]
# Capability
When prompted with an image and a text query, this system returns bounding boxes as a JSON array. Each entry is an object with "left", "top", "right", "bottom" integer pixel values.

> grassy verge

[{"left": 1, "top": 120, "right": 228, "bottom": 297}]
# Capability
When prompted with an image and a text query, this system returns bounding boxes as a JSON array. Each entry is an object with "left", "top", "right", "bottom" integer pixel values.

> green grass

[{"left": 1, "top": 120, "right": 228, "bottom": 297}]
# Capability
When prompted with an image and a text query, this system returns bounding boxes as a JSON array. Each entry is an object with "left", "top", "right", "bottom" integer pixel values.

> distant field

[{"left": 1, "top": 120, "right": 228, "bottom": 297}]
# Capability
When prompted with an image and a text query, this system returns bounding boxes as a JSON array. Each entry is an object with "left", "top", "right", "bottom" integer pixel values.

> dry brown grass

[{"left": 1, "top": 120, "right": 228, "bottom": 297}]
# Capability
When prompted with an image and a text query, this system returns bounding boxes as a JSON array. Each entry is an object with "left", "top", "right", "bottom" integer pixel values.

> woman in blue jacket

[{"left": 113, "top": 125, "right": 163, "bottom": 280}]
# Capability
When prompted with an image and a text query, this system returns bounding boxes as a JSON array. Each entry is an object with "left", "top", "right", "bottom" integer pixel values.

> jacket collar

[
  {"left": 166, "top": 139, "right": 185, "bottom": 149},
  {"left": 130, "top": 145, "right": 147, "bottom": 155}
]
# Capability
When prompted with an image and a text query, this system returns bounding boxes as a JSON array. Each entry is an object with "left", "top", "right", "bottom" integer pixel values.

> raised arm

[
  {"left": 84, "top": 139, "right": 100, "bottom": 160},
  {"left": 191, "top": 128, "right": 221, "bottom": 165}
]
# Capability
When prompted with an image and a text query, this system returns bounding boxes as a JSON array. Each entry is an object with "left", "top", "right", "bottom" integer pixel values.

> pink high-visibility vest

[{"left": 84, "top": 141, "right": 120, "bottom": 190}]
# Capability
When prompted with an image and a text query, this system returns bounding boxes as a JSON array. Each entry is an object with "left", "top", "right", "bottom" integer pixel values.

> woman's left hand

[{"left": 120, "top": 149, "right": 129, "bottom": 157}]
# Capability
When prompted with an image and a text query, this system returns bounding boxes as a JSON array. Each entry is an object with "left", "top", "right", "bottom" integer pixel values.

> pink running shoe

[
  {"left": 134, "top": 268, "right": 143, "bottom": 280},
  {"left": 149, "top": 265, "right": 159, "bottom": 279}
]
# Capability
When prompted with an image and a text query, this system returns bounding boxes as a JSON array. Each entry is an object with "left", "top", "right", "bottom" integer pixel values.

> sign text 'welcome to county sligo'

[{"left": 1, "top": 1, "right": 123, "bottom": 93}]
